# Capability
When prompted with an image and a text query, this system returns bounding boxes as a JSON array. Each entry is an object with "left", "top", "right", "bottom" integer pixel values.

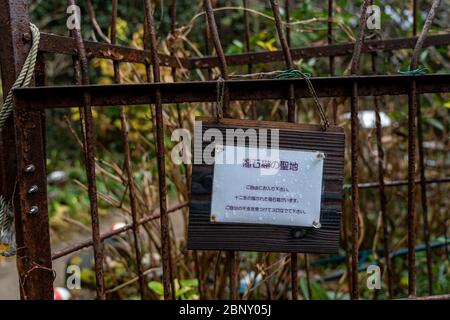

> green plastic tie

[
  {"left": 276, "top": 68, "right": 312, "bottom": 79},
  {"left": 397, "top": 67, "right": 430, "bottom": 75}
]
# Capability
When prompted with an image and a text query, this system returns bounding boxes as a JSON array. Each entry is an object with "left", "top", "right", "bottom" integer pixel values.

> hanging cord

[
  {"left": 397, "top": 67, "right": 430, "bottom": 75},
  {"left": 0, "top": 23, "right": 40, "bottom": 257},
  {"left": 276, "top": 68, "right": 330, "bottom": 130},
  {"left": 215, "top": 77, "right": 225, "bottom": 121}
]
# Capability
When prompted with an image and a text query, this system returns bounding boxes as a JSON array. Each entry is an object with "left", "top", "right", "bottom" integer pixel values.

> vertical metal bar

[
  {"left": 331, "top": 0, "right": 352, "bottom": 295},
  {"left": 328, "top": 0, "right": 337, "bottom": 124},
  {"left": 329, "top": 0, "right": 350, "bottom": 295},
  {"left": 303, "top": 253, "right": 312, "bottom": 299},
  {"left": 203, "top": 2, "right": 214, "bottom": 115},
  {"left": 242, "top": 0, "right": 256, "bottom": 120},
  {"left": 290, "top": 253, "right": 298, "bottom": 299},
  {"left": 204, "top": 0, "right": 228, "bottom": 78},
  {"left": 0, "top": 0, "right": 35, "bottom": 299},
  {"left": 203, "top": 0, "right": 238, "bottom": 299},
  {"left": 327, "top": 0, "right": 334, "bottom": 75},
  {"left": 203, "top": 0, "right": 230, "bottom": 115},
  {"left": 412, "top": 0, "right": 434, "bottom": 295},
  {"left": 170, "top": 0, "right": 202, "bottom": 299},
  {"left": 341, "top": 196, "right": 353, "bottom": 294},
  {"left": 143, "top": 0, "right": 173, "bottom": 300},
  {"left": 407, "top": 73, "right": 418, "bottom": 298},
  {"left": 13, "top": 97, "right": 54, "bottom": 300},
  {"left": 110, "top": 0, "right": 146, "bottom": 300},
  {"left": 349, "top": 80, "right": 360, "bottom": 300},
  {"left": 269, "top": 0, "right": 293, "bottom": 69},
  {"left": 371, "top": 52, "right": 394, "bottom": 299},
  {"left": 269, "top": 0, "right": 298, "bottom": 300},
  {"left": 227, "top": 251, "right": 238, "bottom": 300},
  {"left": 169, "top": 4, "right": 186, "bottom": 292},
  {"left": 269, "top": 0, "right": 296, "bottom": 122},
  {"left": 349, "top": 0, "right": 371, "bottom": 300},
  {"left": 285, "top": 0, "right": 291, "bottom": 47},
  {"left": 417, "top": 99, "right": 434, "bottom": 295},
  {"left": 68, "top": 0, "right": 105, "bottom": 300},
  {"left": 10, "top": 51, "right": 53, "bottom": 299},
  {"left": 407, "top": 0, "right": 441, "bottom": 297},
  {"left": 286, "top": 0, "right": 313, "bottom": 299},
  {"left": 242, "top": 0, "right": 252, "bottom": 74}
]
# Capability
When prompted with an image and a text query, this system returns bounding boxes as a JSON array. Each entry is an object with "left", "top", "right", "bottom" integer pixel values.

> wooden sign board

[{"left": 188, "top": 117, "right": 345, "bottom": 254}]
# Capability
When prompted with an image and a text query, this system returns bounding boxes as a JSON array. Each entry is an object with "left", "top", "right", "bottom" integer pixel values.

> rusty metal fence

[{"left": 0, "top": 0, "right": 449, "bottom": 300}]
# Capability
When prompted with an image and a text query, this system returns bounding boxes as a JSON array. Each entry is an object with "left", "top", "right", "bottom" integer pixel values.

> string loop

[
  {"left": 215, "top": 77, "right": 225, "bottom": 121},
  {"left": 276, "top": 68, "right": 330, "bottom": 130}
]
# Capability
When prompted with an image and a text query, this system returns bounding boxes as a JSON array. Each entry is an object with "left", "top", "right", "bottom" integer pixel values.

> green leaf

[
  {"left": 148, "top": 281, "right": 164, "bottom": 297},
  {"left": 426, "top": 118, "right": 445, "bottom": 131},
  {"left": 176, "top": 286, "right": 192, "bottom": 298},
  {"left": 300, "top": 278, "right": 330, "bottom": 300},
  {"left": 443, "top": 101, "right": 450, "bottom": 109},
  {"left": 180, "top": 279, "right": 199, "bottom": 287}
]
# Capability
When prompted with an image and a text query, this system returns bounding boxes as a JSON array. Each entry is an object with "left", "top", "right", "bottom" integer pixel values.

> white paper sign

[{"left": 210, "top": 145, "right": 324, "bottom": 228}]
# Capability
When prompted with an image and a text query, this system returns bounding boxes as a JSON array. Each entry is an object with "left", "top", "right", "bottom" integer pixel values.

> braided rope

[
  {"left": 0, "top": 23, "right": 40, "bottom": 257},
  {"left": 0, "top": 23, "right": 40, "bottom": 128}
]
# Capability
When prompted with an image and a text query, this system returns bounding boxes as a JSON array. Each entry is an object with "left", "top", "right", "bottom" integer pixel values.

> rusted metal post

[
  {"left": 0, "top": 0, "right": 45, "bottom": 300},
  {"left": 204, "top": 0, "right": 230, "bottom": 116},
  {"left": 110, "top": 0, "right": 146, "bottom": 300},
  {"left": 328, "top": 0, "right": 338, "bottom": 124},
  {"left": 203, "top": 1, "right": 213, "bottom": 82},
  {"left": 203, "top": 0, "right": 238, "bottom": 299},
  {"left": 285, "top": 0, "right": 291, "bottom": 47},
  {"left": 269, "top": 0, "right": 298, "bottom": 299},
  {"left": 143, "top": 0, "right": 173, "bottom": 300},
  {"left": 1, "top": 0, "right": 54, "bottom": 300},
  {"left": 371, "top": 52, "right": 394, "bottom": 299},
  {"left": 412, "top": 0, "right": 434, "bottom": 295},
  {"left": 269, "top": 0, "right": 296, "bottom": 123},
  {"left": 407, "top": 0, "right": 441, "bottom": 297},
  {"left": 11, "top": 52, "right": 54, "bottom": 300},
  {"left": 170, "top": 0, "right": 202, "bottom": 299},
  {"left": 349, "top": 0, "right": 371, "bottom": 300},
  {"left": 416, "top": 92, "right": 434, "bottom": 295},
  {"left": 328, "top": 0, "right": 334, "bottom": 76},
  {"left": 13, "top": 94, "right": 54, "bottom": 300},
  {"left": 243, "top": 0, "right": 252, "bottom": 75},
  {"left": 68, "top": 0, "right": 106, "bottom": 300},
  {"left": 303, "top": 253, "right": 312, "bottom": 300},
  {"left": 170, "top": 0, "right": 183, "bottom": 129},
  {"left": 242, "top": 0, "right": 256, "bottom": 119},
  {"left": 341, "top": 196, "right": 352, "bottom": 294}
]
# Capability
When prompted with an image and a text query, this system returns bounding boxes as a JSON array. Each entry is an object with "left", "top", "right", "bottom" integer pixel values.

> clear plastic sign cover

[{"left": 210, "top": 145, "right": 325, "bottom": 228}]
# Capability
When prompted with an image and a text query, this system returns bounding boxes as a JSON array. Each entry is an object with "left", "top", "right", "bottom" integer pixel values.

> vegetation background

[{"left": 0, "top": 0, "right": 449, "bottom": 299}]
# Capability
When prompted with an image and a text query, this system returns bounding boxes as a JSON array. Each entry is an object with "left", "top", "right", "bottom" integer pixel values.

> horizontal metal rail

[
  {"left": 189, "top": 33, "right": 450, "bottom": 68},
  {"left": 39, "top": 33, "right": 181, "bottom": 68},
  {"left": 13, "top": 74, "right": 450, "bottom": 108},
  {"left": 38, "top": 32, "right": 450, "bottom": 70}
]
